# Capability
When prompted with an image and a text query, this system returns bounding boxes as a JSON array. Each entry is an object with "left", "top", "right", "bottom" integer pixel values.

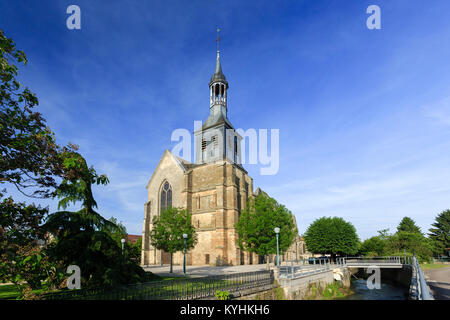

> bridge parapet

[{"left": 337, "top": 256, "right": 413, "bottom": 268}]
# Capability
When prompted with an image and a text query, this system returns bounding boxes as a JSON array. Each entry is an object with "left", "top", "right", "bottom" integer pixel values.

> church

[{"left": 141, "top": 43, "right": 307, "bottom": 266}]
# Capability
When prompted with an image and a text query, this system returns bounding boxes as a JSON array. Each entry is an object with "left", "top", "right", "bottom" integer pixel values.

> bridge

[
  {"left": 337, "top": 256, "right": 405, "bottom": 268},
  {"left": 276, "top": 256, "right": 434, "bottom": 300}
]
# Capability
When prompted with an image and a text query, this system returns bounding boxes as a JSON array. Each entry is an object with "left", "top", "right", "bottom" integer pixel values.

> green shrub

[{"left": 215, "top": 290, "right": 230, "bottom": 300}]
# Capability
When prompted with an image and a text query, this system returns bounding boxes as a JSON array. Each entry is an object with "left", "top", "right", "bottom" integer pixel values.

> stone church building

[{"left": 141, "top": 47, "right": 307, "bottom": 266}]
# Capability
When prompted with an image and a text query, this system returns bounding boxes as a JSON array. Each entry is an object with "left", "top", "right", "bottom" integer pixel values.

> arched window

[{"left": 160, "top": 181, "right": 172, "bottom": 214}]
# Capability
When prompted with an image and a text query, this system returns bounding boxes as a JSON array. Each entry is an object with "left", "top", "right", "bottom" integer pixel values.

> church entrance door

[{"left": 161, "top": 250, "right": 171, "bottom": 265}]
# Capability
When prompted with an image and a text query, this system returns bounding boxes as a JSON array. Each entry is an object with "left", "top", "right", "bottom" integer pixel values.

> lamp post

[
  {"left": 274, "top": 227, "right": 280, "bottom": 267},
  {"left": 183, "top": 233, "right": 187, "bottom": 277},
  {"left": 121, "top": 238, "right": 125, "bottom": 254}
]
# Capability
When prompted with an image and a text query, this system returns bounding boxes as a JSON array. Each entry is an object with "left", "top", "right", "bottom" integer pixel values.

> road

[{"left": 424, "top": 266, "right": 450, "bottom": 300}]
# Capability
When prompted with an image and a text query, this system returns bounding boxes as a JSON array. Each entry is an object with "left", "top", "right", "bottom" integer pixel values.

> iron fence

[{"left": 43, "top": 270, "right": 274, "bottom": 300}]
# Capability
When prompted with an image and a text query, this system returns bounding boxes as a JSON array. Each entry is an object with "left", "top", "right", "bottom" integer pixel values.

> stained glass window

[{"left": 160, "top": 181, "right": 172, "bottom": 213}]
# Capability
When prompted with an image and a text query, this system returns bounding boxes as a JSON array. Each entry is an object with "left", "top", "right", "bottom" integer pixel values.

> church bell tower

[{"left": 195, "top": 29, "right": 242, "bottom": 165}]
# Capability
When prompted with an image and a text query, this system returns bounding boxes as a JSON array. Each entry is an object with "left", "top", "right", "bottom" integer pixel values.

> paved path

[
  {"left": 424, "top": 267, "right": 450, "bottom": 300},
  {"left": 143, "top": 262, "right": 333, "bottom": 278},
  {"left": 143, "top": 263, "right": 272, "bottom": 277}
]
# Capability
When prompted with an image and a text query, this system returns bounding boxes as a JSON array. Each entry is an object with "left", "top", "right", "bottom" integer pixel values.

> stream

[{"left": 344, "top": 279, "right": 409, "bottom": 300}]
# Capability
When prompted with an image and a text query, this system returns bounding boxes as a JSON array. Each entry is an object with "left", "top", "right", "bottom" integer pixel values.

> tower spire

[{"left": 216, "top": 28, "right": 220, "bottom": 52}]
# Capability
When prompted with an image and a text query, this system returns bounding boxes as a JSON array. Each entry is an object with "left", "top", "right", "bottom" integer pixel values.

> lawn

[{"left": 420, "top": 263, "right": 450, "bottom": 270}]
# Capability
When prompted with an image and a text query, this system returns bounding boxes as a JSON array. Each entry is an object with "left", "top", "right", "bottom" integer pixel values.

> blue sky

[{"left": 1, "top": 0, "right": 450, "bottom": 240}]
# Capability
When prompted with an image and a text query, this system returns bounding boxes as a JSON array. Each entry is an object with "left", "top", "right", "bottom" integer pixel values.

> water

[{"left": 345, "top": 279, "right": 408, "bottom": 300}]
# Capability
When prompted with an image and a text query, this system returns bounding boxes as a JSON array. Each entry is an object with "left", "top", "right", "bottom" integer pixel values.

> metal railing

[
  {"left": 43, "top": 270, "right": 274, "bottom": 300},
  {"left": 433, "top": 256, "right": 450, "bottom": 263},
  {"left": 337, "top": 256, "right": 413, "bottom": 266},
  {"left": 412, "top": 256, "right": 434, "bottom": 300},
  {"left": 278, "top": 258, "right": 332, "bottom": 279}
]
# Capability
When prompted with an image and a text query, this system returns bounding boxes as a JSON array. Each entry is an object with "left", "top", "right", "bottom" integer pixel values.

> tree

[
  {"left": 359, "top": 236, "right": 386, "bottom": 256},
  {"left": 102, "top": 216, "right": 128, "bottom": 247},
  {"left": 0, "top": 28, "right": 75, "bottom": 298},
  {"left": 397, "top": 217, "right": 422, "bottom": 234},
  {"left": 428, "top": 210, "right": 450, "bottom": 256},
  {"left": 392, "top": 217, "right": 432, "bottom": 262},
  {"left": 43, "top": 152, "right": 149, "bottom": 287},
  {"left": 127, "top": 237, "right": 142, "bottom": 263},
  {"left": 0, "top": 28, "right": 74, "bottom": 199},
  {"left": 150, "top": 207, "right": 197, "bottom": 273},
  {"left": 304, "top": 217, "right": 359, "bottom": 261},
  {"left": 235, "top": 194, "right": 296, "bottom": 269},
  {"left": 0, "top": 197, "right": 65, "bottom": 297}
]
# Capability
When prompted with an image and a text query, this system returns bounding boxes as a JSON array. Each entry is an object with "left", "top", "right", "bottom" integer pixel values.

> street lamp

[
  {"left": 274, "top": 227, "right": 280, "bottom": 267},
  {"left": 121, "top": 238, "right": 126, "bottom": 254},
  {"left": 183, "top": 233, "right": 188, "bottom": 277}
]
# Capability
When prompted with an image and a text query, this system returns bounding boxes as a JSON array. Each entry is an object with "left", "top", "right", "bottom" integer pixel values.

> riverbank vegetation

[
  {"left": 358, "top": 215, "right": 448, "bottom": 263},
  {"left": 302, "top": 281, "right": 353, "bottom": 300}
]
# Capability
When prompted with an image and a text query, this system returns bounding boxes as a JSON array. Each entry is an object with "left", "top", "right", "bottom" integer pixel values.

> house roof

[{"left": 127, "top": 234, "right": 141, "bottom": 244}]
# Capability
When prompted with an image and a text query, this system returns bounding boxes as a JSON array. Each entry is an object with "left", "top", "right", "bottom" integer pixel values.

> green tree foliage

[
  {"left": 0, "top": 198, "right": 65, "bottom": 297},
  {"left": 235, "top": 194, "right": 296, "bottom": 268},
  {"left": 304, "top": 217, "right": 359, "bottom": 260},
  {"left": 102, "top": 217, "right": 127, "bottom": 247},
  {"left": 43, "top": 153, "right": 149, "bottom": 287},
  {"left": 0, "top": 28, "right": 74, "bottom": 198},
  {"left": 397, "top": 217, "right": 422, "bottom": 234},
  {"left": 360, "top": 219, "right": 434, "bottom": 263},
  {"left": 393, "top": 217, "right": 432, "bottom": 262},
  {"left": 0, "top": 29, "right": 76, "bottom": 298},
  {"left": 127, "top": 237, "right": 142, "bottom": 263},
  {"left": 150, "top": 207, "right": 197, "bottom": 273},
  {"left": 428, "top": 210, "right": 450, "bottom": 256},
  {"left": 359, "top": 236, "right": 386, "bottom": 256}
]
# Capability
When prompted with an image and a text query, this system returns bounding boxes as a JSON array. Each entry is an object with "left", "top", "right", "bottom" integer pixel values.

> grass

[
  {"left": 322, "top": 281, "right": 353, "bottom": 300},
  {"left": 0, "top": 284, "right": 48, "bottom": 300},
  {"left": 0, "top": 285, "right": 20, "bottom": 300},
  {"left": 420, "top": 263, "right": 450, "bottom": 270}
]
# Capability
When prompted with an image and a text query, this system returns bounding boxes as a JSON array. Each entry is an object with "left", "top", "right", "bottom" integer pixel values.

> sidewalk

[
  {"left": 143, "top": 263, "right": 272, "bottom": 278},
  {"left": 424, "top": 266, "right": 450, "bottom": 300}
]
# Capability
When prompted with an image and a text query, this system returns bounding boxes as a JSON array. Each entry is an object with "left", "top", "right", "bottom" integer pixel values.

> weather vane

[{"left": 216, "top": 28, "right": 221, "bottom": 51}]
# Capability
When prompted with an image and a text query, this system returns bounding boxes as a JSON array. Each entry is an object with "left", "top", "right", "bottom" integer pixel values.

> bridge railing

[
  {"left": 278, "top": 258, "right": 332, "bottom": 279},
  {"left": 337, "top": 256, "right": 414, "bottom": 266},
  {"left": 412, "top": 256, "right": 434, "bottom": 300}
]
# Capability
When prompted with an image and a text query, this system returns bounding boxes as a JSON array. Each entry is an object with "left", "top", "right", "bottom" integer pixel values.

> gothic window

[{"left": 160, "top": 181, "right": 172, "bottom": 214}]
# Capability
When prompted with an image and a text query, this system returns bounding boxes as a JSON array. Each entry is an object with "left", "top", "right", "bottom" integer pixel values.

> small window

[
  {"left": 202, "top": 139, "right": 206, "bottom": 151},
  {"left": 205, "top": 254, "right": 210, "bottom": 265},
  {"left": 212, "top": 135, "right": 218, "bottom": 147}
]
